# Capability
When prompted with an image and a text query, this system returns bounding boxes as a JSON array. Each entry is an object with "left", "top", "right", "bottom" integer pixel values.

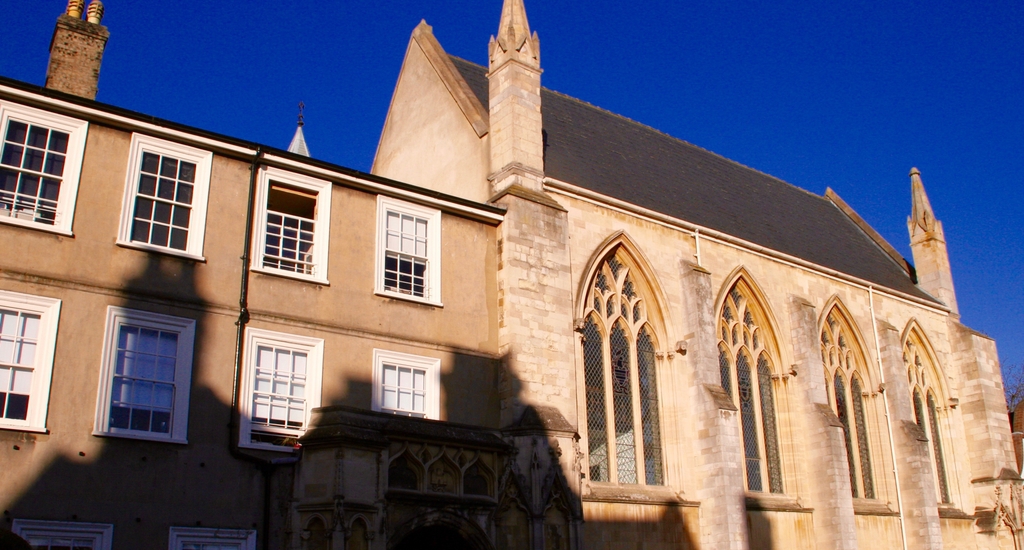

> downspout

[
  {"left": 229, "top": 148, "right": 301, "bottom": 550},
  {"left": 870, "top": 286, "right": 909, "bottom": 550}
]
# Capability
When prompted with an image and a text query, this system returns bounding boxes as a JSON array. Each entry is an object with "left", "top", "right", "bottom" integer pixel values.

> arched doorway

[{"left": 392, "top": 525, "right": 477, "bottom": 550}]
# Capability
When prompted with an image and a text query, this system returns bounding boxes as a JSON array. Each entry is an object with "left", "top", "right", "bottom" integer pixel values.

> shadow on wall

[
  {"left": 2, "top": 253, "right": 283, "bottom": 549},
  {"left": 379, "top": 355, "right": 701, "bottom": 550}
]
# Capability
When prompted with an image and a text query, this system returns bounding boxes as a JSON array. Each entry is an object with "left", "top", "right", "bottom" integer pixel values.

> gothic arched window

[
  {"left": 904, "top": 334, "right": 951, "bottom": 503},
  {"left": 718, "top": 279, "right": 783, "bottom": 493},
  {"left": 820, "top": 308, "right": 874, "bottom": 499},
  {"left": 582, "top": 251, "right": 664, "bottom": 486}
]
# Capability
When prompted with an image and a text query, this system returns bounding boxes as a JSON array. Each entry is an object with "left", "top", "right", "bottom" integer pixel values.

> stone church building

[{"left": 0, "top": 1, "right": 1018, "bottom": 549}]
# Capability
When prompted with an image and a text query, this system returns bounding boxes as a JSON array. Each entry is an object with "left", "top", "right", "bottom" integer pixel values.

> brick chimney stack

[{"left": 45, "top": 0, "right": 109, "bottom": 100}]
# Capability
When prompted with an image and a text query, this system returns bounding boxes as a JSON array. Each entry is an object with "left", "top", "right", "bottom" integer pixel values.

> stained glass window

[
  {"left": 718, "top": 280, "right": 783, "bottom": 493},
  {"left": 904, "top": 334, "right": 952, "bottom": 504},
  {"left": 821, "top": 307, "right": 875, "bottom": 499},
  {"left": 582, "top": 250, "right": 664, "bottom": 486}
]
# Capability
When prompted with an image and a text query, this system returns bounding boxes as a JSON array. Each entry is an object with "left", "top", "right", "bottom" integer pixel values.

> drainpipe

[
  {"left": 228, "top": 148, "right": 301, "bottom": 550},
  {"left": 869, "top": 286, "right": 909, "bottom": 550}
]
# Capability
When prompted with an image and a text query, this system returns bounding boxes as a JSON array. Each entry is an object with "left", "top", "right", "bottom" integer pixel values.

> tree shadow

[{"left": 2, "top": 252, "right": 285, "bottom": 549}]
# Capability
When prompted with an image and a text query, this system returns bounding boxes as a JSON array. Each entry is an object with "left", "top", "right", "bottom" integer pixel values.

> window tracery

[
  {"left": 582, "top": 250, "right": 664, "bottom": 485},
  {"left": 820, "top": 308, "right": 874, "bottom": 499},
  {"left": 718, "top": 279, "right": 782, "bottom": 493},
  {"left": 904, "top": 334, "right": 951, "bottom": 503}
]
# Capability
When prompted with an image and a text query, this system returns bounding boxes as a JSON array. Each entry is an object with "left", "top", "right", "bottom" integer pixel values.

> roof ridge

[{"left": 449, "top": 55, "right": 831, "bottom": 205}]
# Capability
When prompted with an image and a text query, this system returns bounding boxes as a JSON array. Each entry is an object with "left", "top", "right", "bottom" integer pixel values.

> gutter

[{"left": 228, "top": 148, "right": 300, "bottom": 550}]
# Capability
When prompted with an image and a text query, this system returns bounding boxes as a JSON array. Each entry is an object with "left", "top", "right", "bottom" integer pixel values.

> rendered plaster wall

[
  {"left": 0, "top": 124, "right": 266, "bottom": 548},
  {"left": 372, "top": 32, "right": 491, "bottom": 204},
  {"left": 245, "top": 185, "right": 499, "bottom": 358},
  {"left": 581, "top": 501, "right": 700, "bottom": 549},
  {"left": 0, "top": 113, "right": 502, "bottom": 547}
]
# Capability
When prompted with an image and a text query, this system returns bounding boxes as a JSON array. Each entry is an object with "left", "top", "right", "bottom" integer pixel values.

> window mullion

[
  {"left": 628, "top": 329, "right": 646, "bottom": 486},
  {"left": 603, "top": 329, "right": 618, "bottom": 483}
]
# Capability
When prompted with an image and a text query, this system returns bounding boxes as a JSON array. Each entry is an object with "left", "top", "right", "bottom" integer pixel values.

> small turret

[
  {"left": 287, "top": 102, "right": 310, "bottom": 157},
  {"left": 487, "top": 0, "right": 544, "bottom": 195},
  {"left": 907, "top": 168, "right": 959, "bottom": 316}
]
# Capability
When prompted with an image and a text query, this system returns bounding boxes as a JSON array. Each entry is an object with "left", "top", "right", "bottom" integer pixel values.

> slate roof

[{"left": 450, "top": 56, "right": 933, "bottom": 302}]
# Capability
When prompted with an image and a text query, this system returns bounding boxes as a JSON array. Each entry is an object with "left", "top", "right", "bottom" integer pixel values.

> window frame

[
  {"left": 371, "top": 349, "right": 441, "bottom": 420},
  {"left": 93, "top": 306, "right": 196, "bottom": 444},
  {"left": 250, "top": 166, "right": 332, "bottom": 285},
  {"left": 717, "top": 281, "right": 785, "bottom": 495},
  {"left": 239, "top": 327, "right": 324, "bottom": 452},
  {"left": 579, "top": 252, "right": 667, "bottom": 488},
  {"left": 168, "top": 526, "right": 257, "bottom": 550},
  {"left": 0, "top": 290, "right": 61, "bottom": 433},
  {"left": 11, "top": 519, "right": 114, "bottom": 550},
  {"left": 116, "top": 133, "right": 213, "bottom": 260},
  {"left": 374, "top": 195, "right": 442, "bottom": 306},
  {"left": 0, "top": 101, "right": 89, "bottom": 236}
]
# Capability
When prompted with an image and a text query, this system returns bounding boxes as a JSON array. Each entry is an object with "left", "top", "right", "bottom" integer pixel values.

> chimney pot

[
  {"left": 87, "top": 0, "right": 104, "bottom": 24},
  {"left": 66, "top": 0, "right": 85, "bottom": 18}
]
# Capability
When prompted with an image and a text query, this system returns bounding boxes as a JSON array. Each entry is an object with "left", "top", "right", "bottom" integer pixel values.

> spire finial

[
  {"left": 489, "top": 0, "right": 540, "bottom": 69},
  {"left": 909, "top": 167, "right": 937, "bottom": 233},
  {"left": 86, "top": 0, "right": 104, "bottom": 24},
  {"left": 288, "top": 103, "right": 310, "bottom": 157},
  {"left": 66, "top": 0, "right": 85, "bottom": 19}
]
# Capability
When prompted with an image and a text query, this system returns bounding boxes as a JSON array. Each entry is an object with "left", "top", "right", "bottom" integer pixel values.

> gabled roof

[{"left": 449, "top": 56, "right": 933, "bottom": 303}]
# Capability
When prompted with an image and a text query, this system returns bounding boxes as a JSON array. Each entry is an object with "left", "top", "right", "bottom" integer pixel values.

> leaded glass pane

[
  {"left": 851, "top": 378, "right": 874, "bottom": 499},
  {"left": 610, "top": 323, "right": 636, "bottom": 484},
  {"left": 719, "top": 345, "right": 732, "bottom": 396},
  {"left": 607, "top": 256, "right": 623, "bottom": 278},
  {"left": 834, "top": 372, "right": 858, "bottom": 497},
  {"left": 738, "top": 353, "right": 761, "bottom": 491},
  {"left": 758, "top": 354, "right": 783, "bottom": 493},
  {"left": 638, "top": 327, "right": 663, "bottom": 485},
  {"left": 928, "top": 393, "right": 950, "bottom": 503},
  {"left": 582, "top": 317, "right": 608, "bottom": 482},
  {"left": 913, "top": 389, "right": 926, "bottom": 428},
  {"left": 623, "top": 276, "right": 636, "bottom": 299}
]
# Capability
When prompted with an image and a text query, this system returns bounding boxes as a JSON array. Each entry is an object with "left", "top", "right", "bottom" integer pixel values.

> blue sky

[{"left": 2, "top": 1, "right": 1021, "bottom": 370}]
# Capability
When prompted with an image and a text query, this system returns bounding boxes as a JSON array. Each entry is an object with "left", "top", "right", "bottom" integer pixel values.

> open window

[{"left": 251, "top": 167, "right": 332, "bottom": 284}]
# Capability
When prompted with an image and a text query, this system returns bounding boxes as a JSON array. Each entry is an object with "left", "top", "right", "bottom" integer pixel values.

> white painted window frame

[
  {"left": 116, "top": 133, "right": 213, "bottom": 260},
  {"left": 93, "top": 306, "right": 195, "bottom": 444},
  {"left": 0, "top": 101, "right": 88, "bottom": 236},
  {"left": 371, "top": 349, "right": 441, "bottom": 420},
  {"left": 374, "top": 195, "right": 442, "bottom": 306},
  {"left": 0, "top": 290, "right": 61, "bottom": 433},
  {"left": 12, "top": 519, "right": 114, "bottom": 550},
  {"left": 250, "top": 166, "right": 332, "bottom": 285},
  {"left": 168, "top": 526, "right": 257, "bottom": 550},
  {"left": 239, "top": 327, "right": 323, "bottom": 452}
]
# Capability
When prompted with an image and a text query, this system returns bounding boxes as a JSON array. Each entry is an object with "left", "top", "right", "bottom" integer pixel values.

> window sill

[
  {"left": 250, "top": 265, "right": 329, "bottom": 286},
  {"left": 92, "top": 429, "right": 187, "bottom": 445},
  {"left": 116, "top": 239, "right": 206, "bottom": 262},
  {"left": 0, "top": 424, "right": 49, "bottom": 434},
  {"left": 0, "top": 215, "right": 73, "bottom": 236},
  {"left": 239, "top": 440, "right": 301, "bottom": 454},
  {"left": 745, "top": 492, "right": 813, "bottom": 513},
  {"left": 374, "top": 289, "right": 443, "bottom": 308},
  {"left": 583, "top": 483, "right": 698, "bottom": 506},
  {"left": 853, "top": 499, "right": 899, "bottom": 516}
]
